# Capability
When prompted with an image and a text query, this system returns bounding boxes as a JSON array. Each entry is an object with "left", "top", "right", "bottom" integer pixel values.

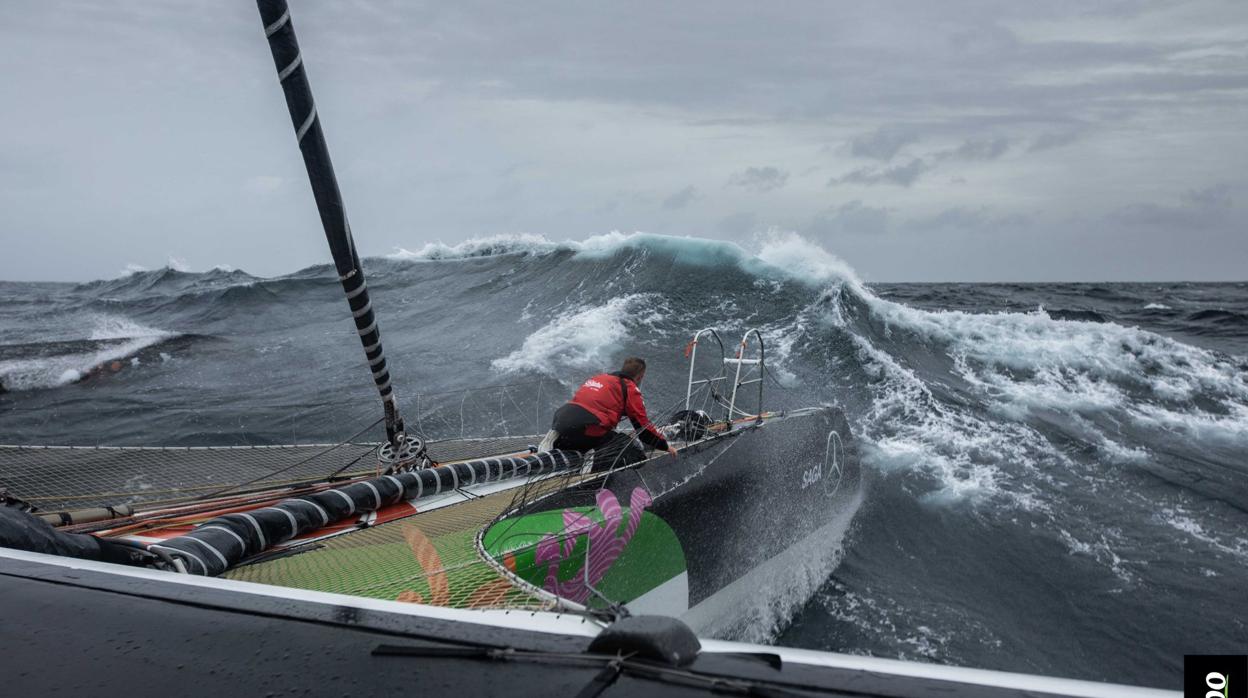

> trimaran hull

[
  {"left": 0, "top": 546, "right": 1173, "bottom": 697},
  {"left": 483, "top": 407, "right": 861, "bottom": 633}
]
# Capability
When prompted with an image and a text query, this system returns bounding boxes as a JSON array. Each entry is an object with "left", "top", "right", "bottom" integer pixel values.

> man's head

[{"left": 619, "top": 357, "right": 647, "bottom": 384}]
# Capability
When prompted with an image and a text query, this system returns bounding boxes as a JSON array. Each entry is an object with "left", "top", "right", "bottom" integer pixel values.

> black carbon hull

[
  {"left": 0, "top": 547, "right": 1169, "bottom": 697},
  {"left": 487, "top": 407, "right": 862, "bottom": 630}
]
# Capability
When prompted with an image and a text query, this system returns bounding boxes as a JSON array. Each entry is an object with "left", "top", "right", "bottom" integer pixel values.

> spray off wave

[{"left": 0, "top": 314, "right": 176, "bottom": 392}]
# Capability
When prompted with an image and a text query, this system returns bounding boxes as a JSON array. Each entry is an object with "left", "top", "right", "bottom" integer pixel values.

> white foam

[
  {"left": 0, "top": 314, "right": 174, "bottom": 392},
  {"left": 87, "top": 315, "right": 170, "bottom": 341},
  {"left": 848, "top": 333, "right": 1061, "bottom": 508},
  {"left": 490, "top": 294, "right": 665, "bottom": 377},
  {"left": 389, "top": 233, "right": 559, "bottom": 261},
  {"left": 1159, "top": 506, "right": 1248, "bottom": 561},
  {"left": 858, "top": 293, "right": 1248, "bottom": 449},
  {"left": 1143, "top": 303, "right": 1170, "bottom": 310},
  {"left": 813, "top": 579, "right": 993, "bottom": 664},
  {"left": 687, "top": 492, "right": 861, "bottom": 644},
  {"left": 747, "top": 230, "right": 863, "bottom": 290},
  {"left": 388, "top": 231, "right": 863, "bottom": 291},
  {"left": 1057, "top": 528, "right": 1135, "bottom": 584},
  {"left": 1133, "top": 400, "right": 1248, "bottom": 444}
]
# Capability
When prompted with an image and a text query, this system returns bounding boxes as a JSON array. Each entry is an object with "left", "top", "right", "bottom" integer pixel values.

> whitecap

[
  {"left": 490, "top": 294, "right": 666, "bottom": 377},
  {"left": 0, "top": 314, "right": 175, "bottom": 392}
]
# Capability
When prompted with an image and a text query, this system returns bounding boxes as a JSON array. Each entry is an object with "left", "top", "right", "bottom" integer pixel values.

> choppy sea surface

[{"left": 2, "top": 232, "right": 1245, "bottom": 689}]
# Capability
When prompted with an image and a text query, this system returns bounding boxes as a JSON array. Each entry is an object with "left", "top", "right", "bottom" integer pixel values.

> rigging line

[
  {"left": 325, "top": 448, "right": 372, "bottom": 480},
  {"left": 763, "top": 362, "right": 789, "bottom": 391},
  {"left": 411, "top": 378, "right": 548, "bottom": 400},
  {"left": 194, "top": 414, "right": 385, "bottom": 502}
]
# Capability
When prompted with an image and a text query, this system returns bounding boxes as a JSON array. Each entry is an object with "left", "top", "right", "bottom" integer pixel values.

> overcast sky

[{"left": 1, "top": 1, "right": 1245, "bottom": 282}]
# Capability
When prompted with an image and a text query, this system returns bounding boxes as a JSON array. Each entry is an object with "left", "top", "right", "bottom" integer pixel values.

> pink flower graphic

[{"left": 533, "top": 487, "right": 652, "bottom": 604}]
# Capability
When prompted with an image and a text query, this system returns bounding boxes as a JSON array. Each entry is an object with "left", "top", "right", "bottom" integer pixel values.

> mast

[{"left": 255, "top": 0, "right": 417, "bottom": 463}]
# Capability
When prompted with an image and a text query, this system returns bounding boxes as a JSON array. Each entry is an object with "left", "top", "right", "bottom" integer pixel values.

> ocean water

[{"left": 2, "top": 232, "right": 1246, "bottom": 688}]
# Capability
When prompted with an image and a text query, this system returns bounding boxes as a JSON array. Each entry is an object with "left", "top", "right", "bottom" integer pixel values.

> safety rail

[
  {"left": 681, "top": 327, "right": 765, "bottom": 425},
  {"left": 683, "top": 328, "right": 728, "bottom": 414},
  {"left": 726, "top": 329, "right": 765, "bottom": 422}
]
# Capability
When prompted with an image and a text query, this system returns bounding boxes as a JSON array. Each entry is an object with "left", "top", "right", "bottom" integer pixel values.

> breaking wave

[
  {"left": 0, "top": 314, "right": 177, "bottom": 392},
  {"left": 491, "top": 294, "right": 669, "bottom": 378}
]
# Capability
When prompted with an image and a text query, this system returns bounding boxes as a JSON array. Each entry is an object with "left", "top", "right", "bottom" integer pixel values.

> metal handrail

[
  {"left": 726, "top": 329, "right": 765, "bottom": 422},
  {"left": 683, "top": 328, "right": 727, "bottom": 415}
]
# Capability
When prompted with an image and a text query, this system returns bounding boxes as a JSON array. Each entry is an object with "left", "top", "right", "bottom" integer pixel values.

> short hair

[{"left": 619, "top": 357, "right": 647, "bottom": 380}]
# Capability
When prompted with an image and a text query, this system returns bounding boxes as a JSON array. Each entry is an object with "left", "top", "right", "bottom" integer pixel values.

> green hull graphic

[{"left": 483, "top": 506, "right": 686, "bottom": 606}]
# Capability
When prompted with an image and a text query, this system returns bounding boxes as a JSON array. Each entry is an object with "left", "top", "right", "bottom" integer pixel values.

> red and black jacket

[{"left": 553, "top": 372, "right": 669, "bottom": 450}]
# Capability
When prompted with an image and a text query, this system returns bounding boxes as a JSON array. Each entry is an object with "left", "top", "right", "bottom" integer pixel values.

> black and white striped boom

[{"left": 256, "top": 0, "right": 406, "bottom": 446}]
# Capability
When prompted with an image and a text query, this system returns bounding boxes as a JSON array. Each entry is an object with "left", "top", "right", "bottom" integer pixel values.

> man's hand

[{"left": 667, "top": 446, "right": 678, "bottom": 458}]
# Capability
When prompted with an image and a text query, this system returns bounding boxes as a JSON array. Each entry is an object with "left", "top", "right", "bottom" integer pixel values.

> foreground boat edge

[{"left": 0, "top": 547, "right": 1177, "bottom": 697}]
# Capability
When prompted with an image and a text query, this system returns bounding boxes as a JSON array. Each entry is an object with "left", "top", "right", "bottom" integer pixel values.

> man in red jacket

[{"left": 550, "top": 357, "right": 678, "bottom": 467}]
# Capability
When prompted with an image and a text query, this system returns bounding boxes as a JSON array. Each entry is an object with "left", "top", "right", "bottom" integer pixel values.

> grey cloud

[
  {"left": 906, "top": 206, "right": 1032, "bottom": 233},
  {"left": 661, "top": 185, "right": 699, "bottom": 210},
  {"left": 829, "top": 159, "right": 929, "bottom": 187},
  {"left": 948, "top": 137, "right": 1010, "bottom": 161},
  {"left": 716, "top": 211, "right": 758, "bottom": 236},
  {"left": 848, "top": 127, "right": 919, "bottom": 161},
  {"left": 303, "top": 2, "right": 1241, "bottom": 127},
  {"left": 808, "top": 201, "right": 890, "bottom": 236},
  {"left": 1, "top": 0, "right": 1246, "bottom": 282},
  {"left": 728, "top": 166, "right": 789, "bottom": 193},
  {"left": 1028, "top": 130, "right": 1082, "bottom": 152},
  {"left": 1112, "top": 185, "right": 1234, "bottom": 230}
]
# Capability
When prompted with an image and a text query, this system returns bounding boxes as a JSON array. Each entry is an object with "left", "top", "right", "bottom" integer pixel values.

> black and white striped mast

[{"left": 255, "top": 0, "right": 423, "bottom": 468}]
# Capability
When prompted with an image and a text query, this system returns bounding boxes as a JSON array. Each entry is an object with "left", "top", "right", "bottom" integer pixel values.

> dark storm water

[{"left": 2, "top": 233, "right": 1245, "bottom": 689}]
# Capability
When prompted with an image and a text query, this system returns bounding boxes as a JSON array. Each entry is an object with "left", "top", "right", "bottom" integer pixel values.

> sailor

[{"left": 547, "top": 357, "right": 677, "bottom": 467}]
